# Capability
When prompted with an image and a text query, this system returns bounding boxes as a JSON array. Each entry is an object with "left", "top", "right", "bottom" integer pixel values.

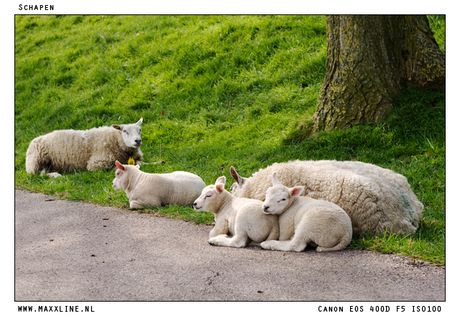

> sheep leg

[
  {"left": 208, "top": 222, "right": 230, "bottom": 238},
  {"left": 316, "top": 235, "right": 350, "bottom": 252},
  {"left": 265, "top": 223, "right": 280, "bottom": 241},
  {"left": 208, "top": 233, "right": 248, "bottom": 248},
  {"left": 261, "top": 237, "right": 307, "bottom": 252},
  {"left": 129, "top": 200, "right": 147, "bottom": 209}
]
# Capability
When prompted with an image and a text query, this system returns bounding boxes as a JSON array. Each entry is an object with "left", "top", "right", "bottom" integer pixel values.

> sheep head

[
  {"left": 262, "top": 172, "right": 304, "bottom": 215},
  {"left": 112, "top": 118, "right": 143, "bottom": 148},
  {"left": 229, "top": 166, "right": 246, "bottom": 196},
  {"left": 193, "top": 176, "right": 227, "bottom": 214},
  {"left": 112, "top": 160, "right": 139, "bottom": 191}
]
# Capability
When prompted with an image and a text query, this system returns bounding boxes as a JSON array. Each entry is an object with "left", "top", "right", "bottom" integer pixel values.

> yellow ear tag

[{"left": 128, "top": 157, "right": 135, "bottom": 165}]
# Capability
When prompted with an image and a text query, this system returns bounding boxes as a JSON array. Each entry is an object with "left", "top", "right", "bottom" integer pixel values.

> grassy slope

[{"left": 15, "top": 15, "right": 445, "bottom": 264}]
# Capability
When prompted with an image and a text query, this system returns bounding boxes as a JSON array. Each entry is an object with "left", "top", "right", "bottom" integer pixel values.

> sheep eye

[{"left": 123, "top": 130, "right": 129, "bottom": 134}]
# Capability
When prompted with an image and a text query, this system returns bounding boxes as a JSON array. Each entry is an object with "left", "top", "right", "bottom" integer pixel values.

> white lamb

[
  {"left": 26, "top": 118, "right": 144, "bottom": 177},
  {"left": 112, "top": 161, "right": 206, "bottom": 209},
  {"left": 230, "top": 160, "right": 423, "bottom": 236},
  {"left": 193, "top": 176, "right": 279, "bottom": 248},
  {"left": 260, "top": 172, "right": 352, "bottom": 252}
]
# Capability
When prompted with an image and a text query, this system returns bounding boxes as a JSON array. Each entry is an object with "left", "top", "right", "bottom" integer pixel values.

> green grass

[{"left": 15, "top": 15, "right": 445, "bottom": 265}]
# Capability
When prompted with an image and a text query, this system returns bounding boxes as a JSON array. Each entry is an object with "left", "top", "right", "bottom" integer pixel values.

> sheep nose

[
  {"left": 193, "top": 202, "right": 197, "bottom": 207},
  {"left": 135, "top": 139, "right": 142, "bottom": 145}
]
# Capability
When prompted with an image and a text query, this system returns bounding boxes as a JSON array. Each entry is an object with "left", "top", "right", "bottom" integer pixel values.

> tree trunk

[{"left": 311, "top": 15, "right": 445, "bottom": 133}]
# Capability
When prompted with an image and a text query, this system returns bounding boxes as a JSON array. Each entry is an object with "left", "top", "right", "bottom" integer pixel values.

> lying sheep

[
  {"left": 26, "top": 118, "right": 144, "bottom": 177},
  {"left": 230, "top": 160, "right": 423, "bottom": 236},
  {"left": 193, "top": 176, "right": 279, "bottom": 248},
  {"left": 112, "top": 161, "right": 206, "bottom": 209},
  {"left": 261, "top": 172, "right": 352, "bottom": 252}
]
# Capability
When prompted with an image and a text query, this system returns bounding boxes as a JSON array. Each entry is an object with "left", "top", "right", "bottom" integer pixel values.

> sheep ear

[
  {"left": 112, "top": 124, "right": 122, "bottom": 130},
  {"left": 215, "top": 183, "right": 225, "bottom": 194},
  {"left": 230, "top": 166, "right": 245, "bottom": 185},
  {"left": 272, "top": 172, "right": 281, "bottom": 185},
  {"left": 115, "top": 161, "right": 125, "bottom": 170},
  {"left": 215, "top": 176, "right": 226, "bottom": 185},
  {"left": 290, "top": 186, "right": 304, "bottom": 197},
  {"left": 136, "top": 118, "right": 143, "bottom": 126}
]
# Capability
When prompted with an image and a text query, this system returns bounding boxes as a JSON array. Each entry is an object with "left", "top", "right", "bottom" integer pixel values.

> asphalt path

[{"left": 15, "top": 189, "right": 445, "bottom": 302}]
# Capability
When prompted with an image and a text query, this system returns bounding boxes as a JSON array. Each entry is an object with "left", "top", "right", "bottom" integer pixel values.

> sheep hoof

[
  {"left": 260, "top": 241, "right": 276, "bottom": 250},
  {"left": 47, "top": 172, "right": 62, "bottom": 178}
]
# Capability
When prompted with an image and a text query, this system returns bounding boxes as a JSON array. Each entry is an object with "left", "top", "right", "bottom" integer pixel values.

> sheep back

[
  {"left": 157, "top": 171, "right": 207, "bottom": 206},
  {"left": 126, "top": 169, "right": 206, "bottom": 207}
]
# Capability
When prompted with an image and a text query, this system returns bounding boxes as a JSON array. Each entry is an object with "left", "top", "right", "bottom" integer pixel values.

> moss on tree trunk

[{"left": 312, "top": 15, "right": 445, "bottom": 133}]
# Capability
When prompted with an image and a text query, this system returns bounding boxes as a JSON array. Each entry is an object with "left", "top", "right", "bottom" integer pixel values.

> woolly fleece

[{"left": 231, "top": 160, "right": 423, "bottom": 235}]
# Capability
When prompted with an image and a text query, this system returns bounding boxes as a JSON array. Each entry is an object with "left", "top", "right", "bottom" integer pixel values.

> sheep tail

[{"left": 316, "top": 235, "right": 351, "bottom": 252}]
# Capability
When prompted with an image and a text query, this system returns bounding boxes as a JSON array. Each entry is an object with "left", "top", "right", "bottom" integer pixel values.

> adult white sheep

[
  {"left": 260, "top": 172, "right": 352, "bottom": 252},
  {"left": 26, "top": 118, "right": 144, "bottom": 176},
  {"left": 230, "top": 160, "right": 423, "bottom": 236},
  {"left": 112, "top": 161, "right": 206, "bottom": 209},
  {"left": 193, "top": 176, "right": 279, "bottom": 248}
]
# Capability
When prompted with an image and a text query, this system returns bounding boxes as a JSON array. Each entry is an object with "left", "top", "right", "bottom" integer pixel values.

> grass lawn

[{"left": 15, "top": 15, "right": 445, "bottom": 265}]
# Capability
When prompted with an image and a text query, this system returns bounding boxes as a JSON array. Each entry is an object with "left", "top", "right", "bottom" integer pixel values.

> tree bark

[{"left": 311, "top": 15, "right": 445, "bottom": 133}]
